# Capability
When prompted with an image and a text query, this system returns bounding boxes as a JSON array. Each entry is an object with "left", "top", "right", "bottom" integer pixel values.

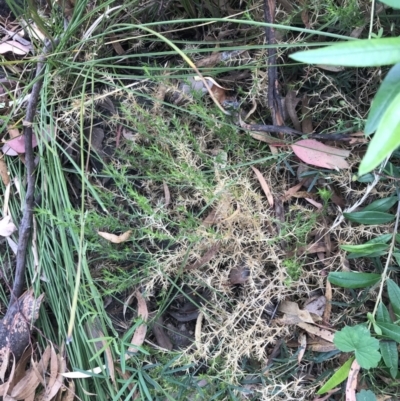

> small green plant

[
  {"left": 283, "top": 258, "right": 303, "bottom": 284},
  {"left": 290, "top": 0, "right": 400, "bottom": 176},
  {"left": 315, "top": 194, "right": 400, "bottom": 396}
]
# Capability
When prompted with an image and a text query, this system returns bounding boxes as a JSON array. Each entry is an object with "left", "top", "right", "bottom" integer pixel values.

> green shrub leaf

[
  {"left": 356, "top": 390, "right": 377, "bottom": 401},
  {"left": 340, "top": 243, "right": 389, "bottom": 259},
  {"left": 376, "top": 302, "right": 391, "bottom": 324},
  {"left": 343, "top": 211, "right": 395, "bottom": 225},
  {"left": 387, "top": 279, "right": 400, "bottom": 318},
  {"left": 334, "top": 325, "right": 381, "bottom": 369},
  {"left": 290, "top": 38, "right": 400, "bottom": 67},
  {"left": 380, "top": 340, "right": 399, "bottom": 379},
  {"left": 316, "top": 357, "right": 354, "bottom": 395},
  {"left": 365, "top": 64, "right": 400, "bottom": 134},
  {"left": 363, "top": 196, "right": 399, "bottom": 212},
  {"left": 359, "top": 91, "right": 400, "bottom": 176},
  {"left": 377, "top": 322, "right": 400, "bottom": 343},
  {"left": 328, "top": 272, "right": 381, "bottom": 288},
  {"left": 379, "top": 0, "right": 400, "bottom": 9}
]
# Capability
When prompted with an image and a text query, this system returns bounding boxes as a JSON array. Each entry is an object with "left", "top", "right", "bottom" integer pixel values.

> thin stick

[{"left": 11, "top": 39, "right": 55, "bottom": 306}]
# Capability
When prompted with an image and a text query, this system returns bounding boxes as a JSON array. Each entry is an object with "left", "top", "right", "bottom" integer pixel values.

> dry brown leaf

[
  {"left": 0, "top": 346, "right": 10, "bottom": 381},
  {"left": 127, "top": 291, "right": 148, "bottom": 357},
  {"left": 0, "top": 155, "right": 10, "bottom": 185},
  {"left": 301, "top": 96, "right": 313, "bottom": 134},
  {"left": 0, "top": 41, "right": 30, "bottom": 56},
  {"left": 163, "top": 181, "right": 170, "bottom": 207},
  {"left": 10, "top": 360, "right": 41, "bottom": 399},
  {"left": 251, "top": 166, "right": 274, "bottom": 207},
  {"left": 0, "top": 215, "right": 17, "bottom": 237},
  {"left": 61, "top": 380, "right": 75, "bottom": 401},
  {"left": 305, "top": 198, "right": 323, "bottom": 209},
  {"left": 285, "top": 91, "right": 302, "bottom": 132},
  {"left": 282, "top": 180, "right": 305, "bottom": 201},
  {"left": 229, "top": 266, "right": 250, "bottom": 285},
  {"left": 152, "top": 315, "right": 173, "bottom": 350},
  {"left": 297, "top": 333, "right": 307, "bottom": 364},
  {"left": 1, "top": 354, "right": 15, "bottom": 398},
  {"left": 41, "top": 352, "right": 66, "bottom": 401},
  {"left": 323, "top": 280, "right": 332, "bottom": 325},
  {"left": 297, "top": 322, "right": 335, "bottom": 343},
  {"left": 32, "top": 346, "right": 51, "bottom": 386},
  {"left": 98, "top": 230, "right": 132, "bottom": 244},
  {"left": 278, "top": 300, "right": 316, "bottom": 325},
  {"left": 304, "top": 296, "right": 326, "bottom": 317},
  {"left": 110, "top": 36, "right": 125, "bottom": 55},
  {"left": 185, "top": 243, "right": 220, "bottom": 270},
  {"left": 316, "top": 64, "right": 345, "bottom": 72},
  {"left": 346, "top": 359, "right": 360, "bottom": 401},
  {"left": 306, "top": 337, "right": 337, "bottom": 353}
]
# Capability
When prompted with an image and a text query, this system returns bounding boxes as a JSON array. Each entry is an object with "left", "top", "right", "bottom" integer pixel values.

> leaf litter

[{"left": 0, "top": 0, "right": 396, "bottom": 399}]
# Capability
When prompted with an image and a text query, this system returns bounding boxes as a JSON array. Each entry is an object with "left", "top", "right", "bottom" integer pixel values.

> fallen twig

[{"left": 11, "top": 39, "right": 56, "bottom": 306}]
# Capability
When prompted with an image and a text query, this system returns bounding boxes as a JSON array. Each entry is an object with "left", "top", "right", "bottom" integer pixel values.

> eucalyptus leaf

[
  {"left": 290, "top": 37, "right": 400, "bottom": 67},
  {"left": 377, "top": 322, "right": 400, "bottom": 343},
  {"left": 316, "top": 357, "right": 354, "bottom": 395},
  {"left": 343, "top": 211, "right": 395, "bottom": 225},
  {"left": 380, "top": 340, "right": 399, "bottom": 379},
  {"left": 359, "top": 91, "right": 400, "bottom": 176},
  {"left": 328, "top": 272, "right": 381, "bottom": 288},
  {"left": 365, "top": 64, "right": 400, "bottom": 135},
  {"left": 387, "top": 279, "right": 400, "bottom": 318},
  {"left": 364, "top": 196, "right": 398, "bottom": 213}
]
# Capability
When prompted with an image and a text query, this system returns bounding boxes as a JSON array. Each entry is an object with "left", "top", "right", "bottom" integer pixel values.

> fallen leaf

[
  {"left": 285, "top": 90, "right": 302, "bottom": 132},
  {"left": 163, "top": 181, "right": 170, "bottom": 207},
  {"left": 2, "top": 132, "right": 38, "bottom": 156},
  {"left": 186, "top": 243, "right": 220, "bottom": 270},
  {"left": 98, "top": 230, "right": 131, "bottom": 244},
  {"left": 304, "top": 296, "right": 326, "bottom": 317},
  {"left": 323, "top": 280, "right": 332, "bottom": 325},
  {"left": 282, "top": 180, "right": 305, "bottom": 201},
  {"left": 0, "top": 215, "right": 16, "bottom": 237},
  {"left": 195, "top": 50, "right": 245, "bottom": 68},
  {"left": 152, "top": 315, "right": 173, "bottom": 350},
  {"left": 0, "top": 156, "right": 10, "bottom": 185},
  {"left": 251, "top": 166, "right": 274, "bottom": 207},
  {"left": 306, "top": 337, "right": 338, "bottom": 353},
  {"left": 297, "top": 322, "right": 335, "bottom": 343},
  {"left": 0, "top": 40, "right": 30, "bottom": 56},
  {"left": 301, "top": 96, "right": 313, "bottom": 134},
  {"left": 346, "top": 359, "right": 360, "bottom": 401},
  {"left": 291, "top": 139, "right": 350, "bottom": 170},
  {"left": 298, "top": 333, "right": 307, "bottom": 364},
  {"left": 305, "top": 197, "right": 323, "bottom": 209},
  {"left": 278, "top": 300, "right": 316, "bottom": 325},
  {"left": 127, "top": 291, "right": 148, "bottom": 357},
  {"left": 229, "top": 265, "right": 250, "bottom": 285}
]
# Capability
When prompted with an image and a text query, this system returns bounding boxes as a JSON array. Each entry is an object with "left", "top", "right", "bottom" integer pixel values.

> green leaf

[
  {"left": 341, "top": 243, "right": 389, "bottom": 259},
  {"left": 380, "top": 340, "right": 399, "bottom": 379},
  {"left": 341, "top": 243, "right": 389, "bottom": 253},
  {"left": 356, "top": 390, "right": 377, "bottom": 401},
  {"left": 343, "top": 211, "right": 396, "bottom": 225},
  {"left": 359, "top": 91, "right": 400, "bottom": 176},
  {"left": 364, "top": 196, "right": 399, "bottom": 212},
  {"left": 334, "top": 325, "right": 381, "bottom": 369},
  {"left": 376, "top": 302, "right": 391, "bottom": 324},
  {"left": 393, "top": 253, "right": 400, "bottom": 267},
  {"left": 379, "top": 0, "right": 400, "bottom": 9},
  {"left": 290, "top": 37, "right": 400, "bottom": 67},
  {"left": 387, "top": 279, "right": 400, "bottom": 318},
  {"left": 316, "top": 357, "right": 354, "bottom": 395},
  {"left": 367, "top": 312, "right": 382, "bottom": 336},
  {"left": 365, "top": 64, "right": 400, "bottom": 134},
  {"left": 328, "top": 272, "right": 381, "bottom": 288},
  {"left": 377, "top": 322, "right": 400, "bottom": 343}
]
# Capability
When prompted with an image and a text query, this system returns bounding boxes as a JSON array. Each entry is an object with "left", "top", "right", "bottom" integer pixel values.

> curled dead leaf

[
  {"left": 127, "top": 291, "right": 148, "bottom": 357},
  {"left": 0, "top": 41, "right": 30, "bottom": 56},
  {"left": 0, "top": 216, "right": 16, "bottom": 237},
  {"left": 98, "top": 230, "right": 131, "bottom": 244}
]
